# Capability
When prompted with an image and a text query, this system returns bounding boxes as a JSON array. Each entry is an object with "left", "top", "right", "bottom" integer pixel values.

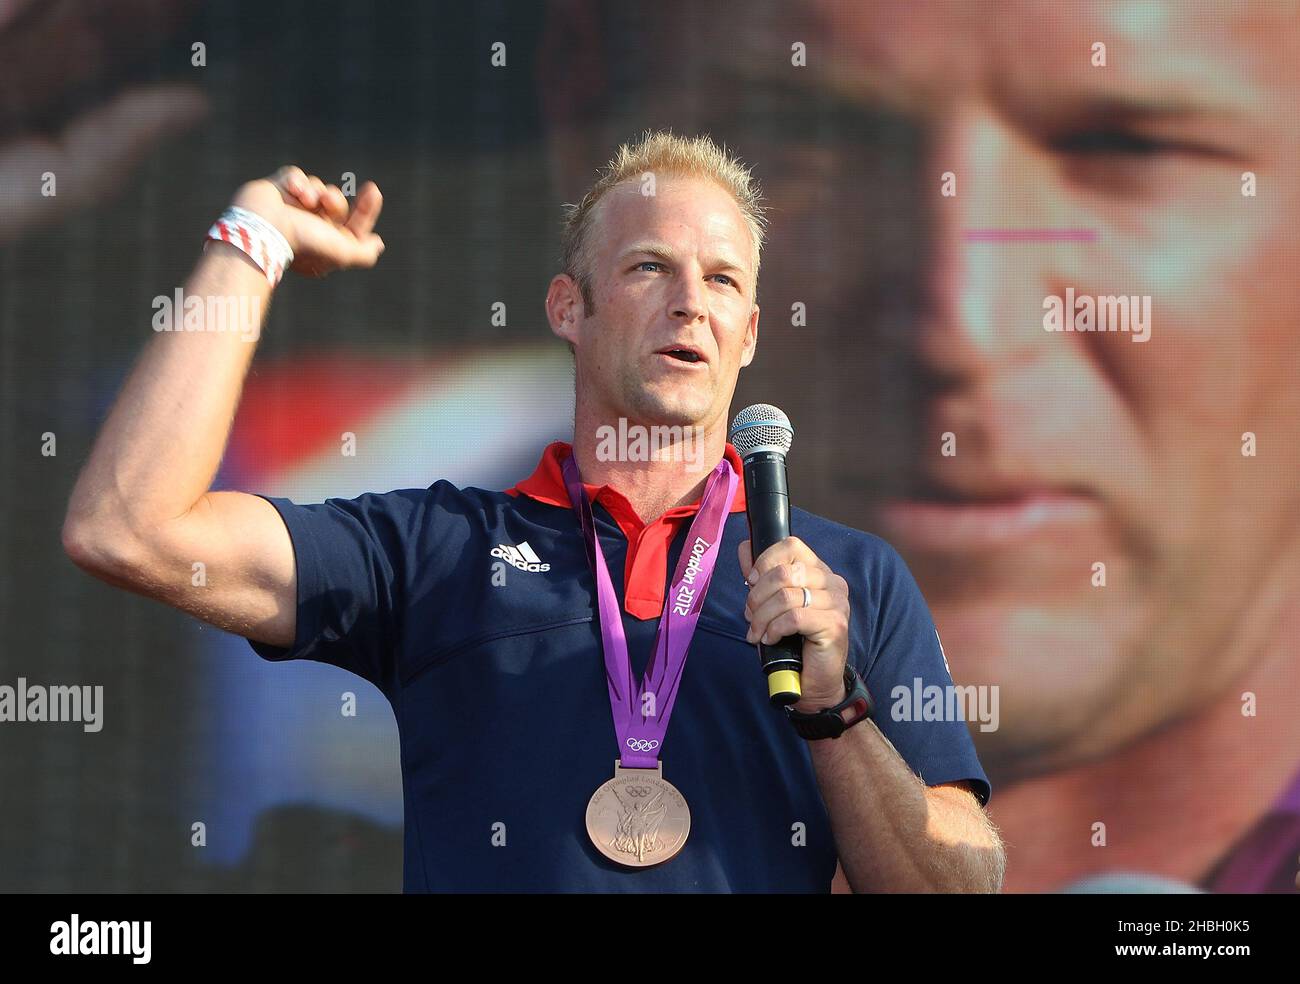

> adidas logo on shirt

[{"left": 490, "top": 540, "right": 551, "bottom": 573}]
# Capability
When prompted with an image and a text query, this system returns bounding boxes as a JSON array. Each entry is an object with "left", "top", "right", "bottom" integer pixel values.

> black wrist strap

[{"left": 785, "top": 663, "right": 874, "bottom": 740}]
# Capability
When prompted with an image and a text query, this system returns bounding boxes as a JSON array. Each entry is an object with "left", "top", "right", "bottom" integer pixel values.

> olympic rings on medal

[
  {"left": 625, "top": 738, "right": 660, "bottom": 752},
  {"left": 625, "top": 786, "right": 653, "bottom": 797}
]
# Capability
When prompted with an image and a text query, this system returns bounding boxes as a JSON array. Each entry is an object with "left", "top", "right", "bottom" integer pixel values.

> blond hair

[{"left": 560, "top": 129, "right": 767, "bottom": 316}]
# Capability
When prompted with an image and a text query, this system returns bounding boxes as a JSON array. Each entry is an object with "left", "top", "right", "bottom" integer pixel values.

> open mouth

[{"left": 661, "top": 349, "right": 703, "bottom": 364}]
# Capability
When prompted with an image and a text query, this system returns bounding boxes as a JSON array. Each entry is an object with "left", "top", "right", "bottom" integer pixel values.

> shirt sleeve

[
  {"left": 857, "top": 541, "right": 992, "bottom": 807},
  {"left": 245, "top": 490, "right": 423, "bottom": 695}
]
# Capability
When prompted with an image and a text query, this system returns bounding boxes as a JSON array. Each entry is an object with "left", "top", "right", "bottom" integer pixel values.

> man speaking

[{"left": 62, "top": 129, "right": 1002, "bottom": 892}]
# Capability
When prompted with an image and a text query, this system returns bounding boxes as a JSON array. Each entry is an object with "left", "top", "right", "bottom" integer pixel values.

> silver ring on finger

[{"left": 801, "top": 587, "right": 812, "bottom": 608}]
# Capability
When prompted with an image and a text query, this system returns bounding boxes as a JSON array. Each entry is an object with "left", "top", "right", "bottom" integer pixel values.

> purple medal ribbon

[
  {"left": 562, "top": 450, "right": 738, "bottom": 769},
  {"left": 1201, "top": 765, "right": 1300, "bottom": 893}
]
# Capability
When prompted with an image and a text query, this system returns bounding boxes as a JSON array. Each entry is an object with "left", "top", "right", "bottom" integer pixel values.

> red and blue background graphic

[{"left": 6, "top": 0, "right": 1300, "bottom": 893}]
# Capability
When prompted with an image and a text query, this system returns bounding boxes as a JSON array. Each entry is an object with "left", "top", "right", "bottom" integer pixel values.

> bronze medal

[
  {"left": 563, "top": 452, "right": 735, "bottom": 873},
  {"left": 585, "top": 761, "right": 691, "bottom": 867}
]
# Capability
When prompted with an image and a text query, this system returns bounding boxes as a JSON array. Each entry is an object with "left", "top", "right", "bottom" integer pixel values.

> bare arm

[
  {"left": 814, "top": 721, "right": 1005, "bottom": 893},
  {"left": 62, "top": 166, "right": 386, "bottom": 648}
]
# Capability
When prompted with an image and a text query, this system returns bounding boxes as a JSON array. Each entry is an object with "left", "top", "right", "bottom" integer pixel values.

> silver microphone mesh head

[{"left": 729, "top": 404, "right": 794, "bottom": 457}]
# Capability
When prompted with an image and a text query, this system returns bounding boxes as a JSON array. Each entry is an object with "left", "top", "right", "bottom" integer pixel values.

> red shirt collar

[
  {"left": 506, "top": 440, "right": 748, "bottom": 518},
  {"left": 504, "top": 440, "right": 747, "bottom": 620}
]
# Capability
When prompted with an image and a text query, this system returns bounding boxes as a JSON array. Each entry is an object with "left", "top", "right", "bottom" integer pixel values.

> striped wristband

[{"left": 205, "top": 206, "right": 295, "bottom": 286}]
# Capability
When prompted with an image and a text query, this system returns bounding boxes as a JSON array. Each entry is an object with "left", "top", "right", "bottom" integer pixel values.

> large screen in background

[{"left": 4, "top": 0, "right": 1298, "bottom": 895}]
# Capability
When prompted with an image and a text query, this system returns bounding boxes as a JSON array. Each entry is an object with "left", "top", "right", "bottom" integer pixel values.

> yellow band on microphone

[{"left": 767, "top": 669, "right": 802, "bottom": 704}]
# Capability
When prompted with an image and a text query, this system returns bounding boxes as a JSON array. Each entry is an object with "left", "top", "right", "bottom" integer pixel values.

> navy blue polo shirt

[{"left": 247, "top": 440, "right": 991, "bottom": 892}]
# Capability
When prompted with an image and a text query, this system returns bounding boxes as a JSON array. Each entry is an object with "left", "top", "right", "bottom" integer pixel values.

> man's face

[
  {"left": 600, "top": 0, "right": 1300, "bottom": 780},
  {"left": 550, "top": 175, "right": 759, "bottom": 438}
]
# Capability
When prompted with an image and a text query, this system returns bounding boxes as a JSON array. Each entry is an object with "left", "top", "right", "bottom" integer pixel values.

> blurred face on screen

[
  {"left": 549, "top": 175, "right": 759, "bottom": 437},
  {"left": 564, "top": 0, "right": 1300, "bottom": 779}
]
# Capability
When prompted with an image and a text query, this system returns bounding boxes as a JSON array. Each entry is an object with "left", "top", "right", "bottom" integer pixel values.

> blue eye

[{"left": 634, "top": 262, "right": 737, "bottom": 288}]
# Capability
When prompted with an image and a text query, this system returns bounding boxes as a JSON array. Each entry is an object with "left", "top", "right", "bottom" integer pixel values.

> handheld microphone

[{"left": 729, "top": 404, "right": 802, "bottom": 707}]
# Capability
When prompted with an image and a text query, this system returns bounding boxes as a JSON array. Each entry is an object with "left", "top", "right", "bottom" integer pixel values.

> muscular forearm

[
  {"left": 63, "top": 166, "right": 384, "bottom": 565},
  {"left": 64, "top": 242, "right": 272, "bottom": 548},
  {"left": 810, "top": 721, "right": 1004, "bottom": 892}
]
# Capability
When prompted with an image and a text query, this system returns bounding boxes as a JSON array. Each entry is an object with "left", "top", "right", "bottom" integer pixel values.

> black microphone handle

[{"left": 743, "top": 452, "right": 804, "bottom": 701}]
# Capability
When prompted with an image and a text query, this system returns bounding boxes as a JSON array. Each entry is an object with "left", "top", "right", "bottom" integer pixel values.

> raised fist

[{"left": 229, "top": 166, "right": 385, "bottom": 278}]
